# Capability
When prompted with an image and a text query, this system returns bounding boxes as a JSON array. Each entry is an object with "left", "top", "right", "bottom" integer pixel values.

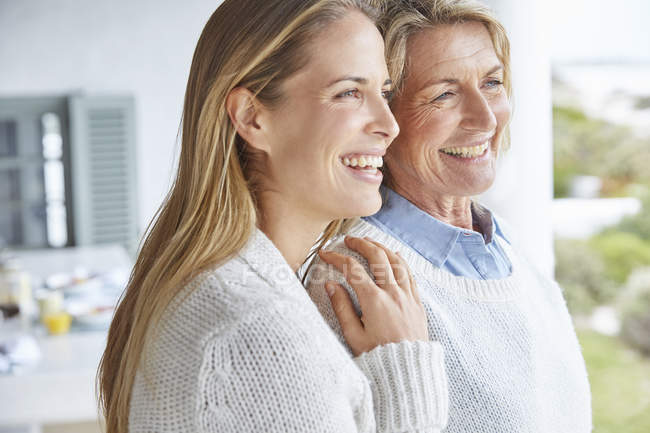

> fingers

[
  {"left": 351, "top": 237, "right": 420, "bottom": 302},
  {"left": 395, "top": 251, "right": 420, "bottom": 302},
  {"left": 325, "top": 281, "right": 364, "bottom": 354},
  {"left": 363, "top": 238, "right": 410, "bottom": 293},
  {"left": 342, "top": 236, "right": 397, "bottom": 292},
  {"left": 318, "top": 249, "right": 378, "bottom": 299}
]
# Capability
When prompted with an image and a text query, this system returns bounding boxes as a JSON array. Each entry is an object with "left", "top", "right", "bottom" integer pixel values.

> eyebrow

[
  {"left": 327, "top": 76, "right": 393, "bottom": 87},
  {"left": 418, "top": 65, "right": 504, "bottom": 89}
]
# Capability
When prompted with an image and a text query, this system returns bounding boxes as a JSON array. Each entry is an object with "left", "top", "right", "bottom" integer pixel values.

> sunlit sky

[{"left": 548, "top": 0, "right": 650, "bottom": 63}]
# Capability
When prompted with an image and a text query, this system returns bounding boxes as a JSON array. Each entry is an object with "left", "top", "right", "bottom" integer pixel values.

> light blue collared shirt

[{"left": 363, "top": 187, "right": 512, "bottom": 280}]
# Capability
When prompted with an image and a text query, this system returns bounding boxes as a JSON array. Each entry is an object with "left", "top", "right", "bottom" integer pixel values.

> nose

[
  {"left": 460, "top": 90, "right": 498, "bottom": 133},
  {"left": 366, "top": 95, "right": 400, "bottom": 143}
]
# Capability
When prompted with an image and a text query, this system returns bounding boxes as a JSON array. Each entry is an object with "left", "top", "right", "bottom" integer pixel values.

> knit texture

[
  {"left": 306, "top": 219, "right": 593, "bottom": 433},
  {"left": 129, "top": 228, "right": 448, "bottom": 432}
]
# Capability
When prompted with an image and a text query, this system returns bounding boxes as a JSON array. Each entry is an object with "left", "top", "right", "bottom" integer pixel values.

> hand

[{"left": 318, "top": 236, "right": 429, "bottom": 356}]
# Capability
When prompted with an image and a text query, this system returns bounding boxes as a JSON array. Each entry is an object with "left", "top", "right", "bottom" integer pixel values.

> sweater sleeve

[
  {"left": 305, "top": 246, "right": 449, "bottom": 432},
  {"left": 354, "top": 341, "right": 448, "bottom": 432},
  {"left": 196, "top": 304, "right": 376, "bottom": 433}
]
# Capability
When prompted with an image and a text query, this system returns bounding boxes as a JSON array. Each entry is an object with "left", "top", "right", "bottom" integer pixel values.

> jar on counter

[{"left": 0, "top": 257, "right": 33, "bottom": 320}]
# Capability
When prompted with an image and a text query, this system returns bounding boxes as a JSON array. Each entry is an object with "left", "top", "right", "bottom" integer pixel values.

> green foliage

[
  {"left": 553, "top": 105, "right": 650, "bottom": 197},
  {"left": 579, "top": 330, "right": 650, "bottom": 432},
  {"left": 589, "top": 232, "right": 650, "bottom": 284},
  {"left": 553, "top": 164, "right": 575, "bottom": 198},
  {"left": 607, "top": 195, "right": 650, "bottom": 242},
  {"left": 554, "top": 197, "right": 650, "bottom": 313},
  {"left": 554, "top": 238, "right": 617, "bottom": 313},
  {"left": 619, "top": 268, "right": 650, "bottom": 355},
  {"left": 621, "top": 311, "right": 650, "bottom": 357},
  {"left": 635, "top": 96, "right": 650, "bottom": 110}
]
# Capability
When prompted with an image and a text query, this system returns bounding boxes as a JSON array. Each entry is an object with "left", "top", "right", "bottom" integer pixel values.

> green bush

[
  {"left": 635, "top": 96, "right": 650, "bottom": 110},
  {"left": 589, "top": 232, "right": 650, "bottom": 284},
  {"left": 554, "top": 238, "right": 617, "bottom": 314},
  {"left": 619, "top": 268, "right": 650, "bottom": 356},
  {"left": 609, "top": 194, "right": 650, "bottom": 242},
  {"left": 553, "top": 105, "right": 650, "bottom": 197}
]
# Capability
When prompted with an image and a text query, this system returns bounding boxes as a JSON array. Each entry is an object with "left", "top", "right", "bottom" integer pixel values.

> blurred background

[
  {"left": 547, "top": 1, "right": 650, "bottom": 431},
  {"left": 0, "top": 0, "right": 648, "bottom": 432}
]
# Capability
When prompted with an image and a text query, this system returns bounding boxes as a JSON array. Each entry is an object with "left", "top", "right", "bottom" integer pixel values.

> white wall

[
  {"left": 0, "top": 0, "right": 219, "bottom": 235},
  {"left": 481, "top": 0, "right": 555, "bottom": 277},
  {"left": 1, "top": 0, "right": 554, "bottom": 276}
]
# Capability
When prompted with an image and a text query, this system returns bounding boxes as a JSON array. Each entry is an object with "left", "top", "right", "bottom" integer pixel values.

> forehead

[
  {"left": 405, "top": 21, "right": 501, "bottom": 85},
  {"left": 292, "top": 11, "right": 387, "bottom": 83}
]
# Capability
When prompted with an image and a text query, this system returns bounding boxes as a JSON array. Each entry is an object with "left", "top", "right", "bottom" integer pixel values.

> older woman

[{"left": 310, "top": 0, "right": 592, "bottom": 431}]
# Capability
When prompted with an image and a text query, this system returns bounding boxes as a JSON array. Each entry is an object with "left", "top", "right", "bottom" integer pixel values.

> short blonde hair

[
  {"left": 381, "top": 0, "right": 512, "bottom": 98},
  {"left": 378, "top": 0, "right": 513, "bottom": 183}
]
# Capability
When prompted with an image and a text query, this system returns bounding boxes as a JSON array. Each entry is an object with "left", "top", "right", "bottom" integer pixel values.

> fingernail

[{"left": 325, "top": 282, "right": 336, "bottom": 297}]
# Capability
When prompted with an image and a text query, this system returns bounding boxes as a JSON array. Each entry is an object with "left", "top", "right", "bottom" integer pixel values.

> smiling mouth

[
  {"left": 440, "top": 141, "right": 490, "bottom": 158},
  {"left": 341, "top": 155, "right": 383, "bottom": 170},
  {"left": 339, "top": 153, "right": 384, "bottom": 184}
]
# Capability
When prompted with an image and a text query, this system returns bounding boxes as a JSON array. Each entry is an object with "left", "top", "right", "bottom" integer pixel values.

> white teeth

[
  {"left": 342, "top": 155, "right": 383, "bottom": 169},
  {"left": 440, "top": 141, "right": 489, "bottom": 158},
  {"left": 358, "top": 156, "right": 367, "bottom": 168}
]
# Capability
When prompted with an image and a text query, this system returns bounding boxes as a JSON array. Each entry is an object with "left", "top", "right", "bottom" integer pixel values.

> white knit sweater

[
  {"left": 128, "top": 229, "right": 448, "bottom": 432},
  {"left": 306, "top": 219, "right": 592, "bottom": 433}
]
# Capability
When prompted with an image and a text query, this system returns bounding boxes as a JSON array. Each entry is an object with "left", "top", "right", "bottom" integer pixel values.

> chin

[
  {"left": 340, "top": 193, "right": 382, "bottom": 218},
  {"left": 464, "top": 169, "right": 497, "bottom": 194},
  {"left": 466, "top": 180, "right": 496, "bottom": 196},
  {"left": 448, "top": 176, "right": 496, "bottom": 197}
]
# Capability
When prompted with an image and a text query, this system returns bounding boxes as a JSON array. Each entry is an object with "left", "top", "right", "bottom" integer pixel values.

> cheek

[
  {"left": 390, "top": 112, "right": 443, "bottom": 165},
  {"left": 276, "top": 111, "right": 358, "bottom": 181},
  {"left": 401, "top": 111, "right": 456, "bottom": 153},
  {"left": 493, "top": 95, "right": 512, "bottom": 130}
]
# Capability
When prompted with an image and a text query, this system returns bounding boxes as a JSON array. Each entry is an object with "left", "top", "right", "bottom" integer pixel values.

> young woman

[{"left": 98, "top": 0, "right": 448, "bottom": 432}]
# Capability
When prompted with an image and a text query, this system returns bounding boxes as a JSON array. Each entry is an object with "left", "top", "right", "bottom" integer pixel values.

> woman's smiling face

[
  {"left": 386, "top": 21, "right": 511, "bottom": 199},
  {"left": 259, "top": 10, "right": 399, "bottom": 222}
]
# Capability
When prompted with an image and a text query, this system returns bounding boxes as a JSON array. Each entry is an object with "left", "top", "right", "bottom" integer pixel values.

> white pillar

[{"left": 480, "top": 0, "right": 555, "bottom": 277}]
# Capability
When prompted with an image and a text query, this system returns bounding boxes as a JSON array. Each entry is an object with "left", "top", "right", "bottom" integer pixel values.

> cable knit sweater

[
  {"left": 128, "top": 228, "right": 449, "bottom": 432},
  {"left": 306, "top": 219, "right": 592, "bottom": 433}
]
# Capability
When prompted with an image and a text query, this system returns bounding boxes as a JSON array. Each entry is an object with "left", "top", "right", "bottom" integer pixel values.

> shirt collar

[
  {"left": 470, "top": 201, "right": 496, "bottom": 244},
  {"left": 363, "top": 186, "right": 507, "bottom": 267}
]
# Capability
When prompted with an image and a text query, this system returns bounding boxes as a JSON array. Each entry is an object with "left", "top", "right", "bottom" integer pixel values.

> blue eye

[
  {"left": 337, "top": 89, "right": 361, "bottom": 98},
  {"left": 485, "top": 79, "right": 503, "bottom": 88},
  {"left": 382, "top": 90, "right": 394, "bottom": 101},
  {"left": 433, "top": 91, "right": 454, "bottom": 102}
]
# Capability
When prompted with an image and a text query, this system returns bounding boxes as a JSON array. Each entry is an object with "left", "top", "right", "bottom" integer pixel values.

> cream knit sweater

[
  {"left": 306, "top": 219, "right": 592, "bottom": 433},
  {"left": 128, "top": 229, "right": 449, "bottom": 432}
]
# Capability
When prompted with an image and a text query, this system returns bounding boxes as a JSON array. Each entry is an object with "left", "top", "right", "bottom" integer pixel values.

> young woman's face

[{"left": 261, "top": 11, "right": 399, "bottom": 223}]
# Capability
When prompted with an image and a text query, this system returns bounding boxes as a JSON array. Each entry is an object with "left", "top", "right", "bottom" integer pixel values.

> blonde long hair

[{"left": 98, "top": 1, "right": 379, "bottom": 431}]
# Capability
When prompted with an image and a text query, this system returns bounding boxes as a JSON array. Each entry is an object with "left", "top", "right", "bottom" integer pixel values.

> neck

[
  {"left": 391, "top": 180, "right": 474, "bottom": 231},
  {"left": 256, "top": 192, "right": 328, "bottom": 273}
]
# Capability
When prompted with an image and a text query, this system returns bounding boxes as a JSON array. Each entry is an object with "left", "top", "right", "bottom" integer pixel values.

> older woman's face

[{"left": 387, "top": 22, "right": 511, "bottom": 198}]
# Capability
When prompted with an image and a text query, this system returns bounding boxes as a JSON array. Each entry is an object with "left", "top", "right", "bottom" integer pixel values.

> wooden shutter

[{"left": 68, "top": 95, "right": 138, "bottom": 252}]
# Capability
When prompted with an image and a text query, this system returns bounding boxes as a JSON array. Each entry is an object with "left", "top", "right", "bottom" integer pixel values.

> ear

[{"left": 225, "top": 87, "right": 270, "bottom": 154}]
